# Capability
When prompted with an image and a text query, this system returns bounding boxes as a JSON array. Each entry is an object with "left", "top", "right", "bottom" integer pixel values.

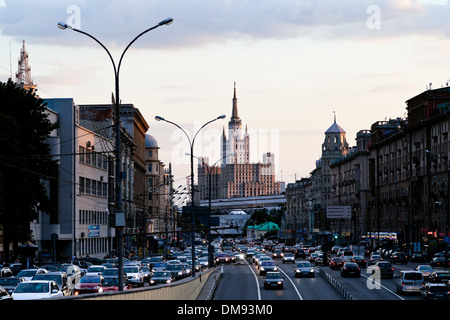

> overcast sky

[{"left": 1, "top": 0, "right": 450, "bottom": 186}]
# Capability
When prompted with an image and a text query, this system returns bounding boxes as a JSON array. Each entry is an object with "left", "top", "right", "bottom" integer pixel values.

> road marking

[
  {"left": 278, "top": 267, "right": 304, "bottom": 300},
  {"left": 245, "top": 259, "right": 261, "bottom": 300},
  {"left": 360, "top": 273, "right": 405, "bottom": 300}
]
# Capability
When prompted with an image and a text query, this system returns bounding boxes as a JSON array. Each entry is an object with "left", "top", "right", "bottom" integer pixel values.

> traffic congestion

[{"left": 1, "top": 237, "right": 449, "bottom": 300}]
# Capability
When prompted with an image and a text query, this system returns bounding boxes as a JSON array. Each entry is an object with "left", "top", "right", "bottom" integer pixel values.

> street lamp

[
  {"left": 186, "top": 152, "right": 233, "bottom": 267},
  {"left": 155, "top": 114, "right": 225, "bottom": 276},
  {"left": 426, "top": 149, "right": 449, "bottom": 268},
  {"left": 58, "top": 17, "right": 173, "bottom": 291}
]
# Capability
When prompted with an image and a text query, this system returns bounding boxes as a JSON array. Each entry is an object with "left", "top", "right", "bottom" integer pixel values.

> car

[
  {"left": 372, "top": 261, "right": 394, "bottom": 279},
  {"left": 165, "top": 264, "right": 186, "bottom": 280},
  {"left": 329, "top": 257, "right": 346, "bottom": 270},
  {"left": 411, "top": 252, "right": 428, "bottom": 262},
  {"left": 294, "top": 261, "right": 315, "bottom": 278},
  {"left": 0, "top": 267, "right": 14, "bottom": 278},
  {"left": 256, "top": 256, "right": 272, "bottom": 269},
  {"left": 0, "top": 277, "right": 25, "bottom": 295},
  {"left": 0, "top": 285, "right": 12, "bottom": 300},
  {"left": 368, "top": 254, "right": 383, "bottom": 266},
  {"left": 294, "top": 247, "right": 306, "bottom": 259},
  {"left": 181, "top": 263, "right": 192, "bottom": 277},
  {"left": 352, "top": 255, "right": 367, "bottom": 268},
  {"left": 263, "top": 272, "right": 284, "bottom": 289},
  {"left": 390, "top": 252, "right": 408, "bottom": 264},
  {"left": 282, "top": 253, "right": 295, "bottom": 264},
  {"left": 12, "top": 280, "right": 64, "bottom": 300},
  {"left": 414, "top": 265, "right": 433, "bottom": 279},
  {"left": 253, "top": 253, "right": 267, "bottom": 265},
  {"left": 16, "top": 268, "right": 48, "bottom": 281},
  {"left": 340, "top": 262, "right": 361, "bottom": 278},
  {"left": 123, "top": 265, "right": 144, "bottom": 287},
  {"left": 149, "top": 271, "right": 173, "bottom": 286},
  {"left": 102, "top": 277, "right": 131, "bottom": 292},
  {"left": 215, "top": 253, "right": 231, "bottom": 264},
  {"left": 139, "top": 266, "right": 152, "bottom": 281},
  {"left": 428, "top": 270, "right": 450, "bottom": 284},
  {"left": 86, "top": 265, "right": 107, "bottom": 275},
  {"left": 430, "top": 257, "right": 450, "bottom": 268},
  {"left": 396, "top": 271, "right": 424, "bottom": 295},
  {"left": 74, "top": 274, "right": 105, "bottom": 295},
  {"left": 308, "top": 252, "right": 318, "bottom": 263},
  {"left": 259, "top": 261, "right": 278, "bottom": 276},
  {"left": 272, "top": 249, "right": 284, "bottom": 259},
  {"left": 420, "top": 283, "right": 450, "bottom": 300},
  {"left": 31, "top": 272, "right": 72, "bottom": 296}
]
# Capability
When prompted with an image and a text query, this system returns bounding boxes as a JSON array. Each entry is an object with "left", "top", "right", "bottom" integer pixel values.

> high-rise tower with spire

[
  {"left": 196, "top": 83, "right": 281, "bottom": 201},
  {"left": 221, "top": 82, "right": 250, "bottom": 166}
]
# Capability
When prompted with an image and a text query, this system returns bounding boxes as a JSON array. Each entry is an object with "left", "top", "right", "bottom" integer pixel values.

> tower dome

[{"left": 145, "top": 134, "right": 159, "bottom": 148}]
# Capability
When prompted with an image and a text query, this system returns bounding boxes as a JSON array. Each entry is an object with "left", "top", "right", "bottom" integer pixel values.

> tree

[{"left": 0, "top": 79, "right": 58, "bottom": 260}]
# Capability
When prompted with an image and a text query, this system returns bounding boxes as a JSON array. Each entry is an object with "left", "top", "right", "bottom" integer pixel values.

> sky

[{"left": 1, "top": 0, "right": 450, "bottom": 187}]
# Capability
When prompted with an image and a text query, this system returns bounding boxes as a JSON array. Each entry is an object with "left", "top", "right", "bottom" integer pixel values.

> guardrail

[{"left": 318, "top": 267, "right": 355, "bottom": 300}]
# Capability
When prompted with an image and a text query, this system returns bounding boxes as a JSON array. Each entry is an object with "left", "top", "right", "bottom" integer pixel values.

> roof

[
  {"left": 247, "top": 221, "right": 279, "bottom": 231},
  {"left": 145, "top": 134, "right": 159, "bottom": 148},
  {"left": 325, "top": 121, "right": 346, "bottom": 134}
]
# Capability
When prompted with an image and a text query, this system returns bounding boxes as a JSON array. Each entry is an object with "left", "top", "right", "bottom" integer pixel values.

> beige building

[{"left": 196, "top": 84, "right": 281, "bottom": 203}]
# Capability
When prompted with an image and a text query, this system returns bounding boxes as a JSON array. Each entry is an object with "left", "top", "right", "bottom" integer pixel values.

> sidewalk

[{"left": 196, "top": 266, "right": 223, "bottom": 300}]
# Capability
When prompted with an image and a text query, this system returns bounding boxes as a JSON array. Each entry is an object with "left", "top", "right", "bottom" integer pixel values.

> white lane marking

[
  {"left": 278, "top": 266, "right": 304, "bottom": 300},
  {"left": 245, "top": 259, "right": 261, "bottom": 300},
  {"left": 360, "top": 273, "right": 405, "bottom": 300}
]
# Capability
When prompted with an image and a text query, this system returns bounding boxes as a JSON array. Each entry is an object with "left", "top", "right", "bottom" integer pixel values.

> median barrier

[{"left": 66, "top": 268, "right": 216, "bottom": 300}]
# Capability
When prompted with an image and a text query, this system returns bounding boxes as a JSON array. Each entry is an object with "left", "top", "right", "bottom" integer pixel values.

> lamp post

[
  {"left": 426, "top": 150, "right": 449, "bottom": 268},
  {"left": 58, "top": 17, "right": 173, "bottom": 291},
  {"left": 187, "top": 153, "right": 232, "bottom": 267},
  {"left": 155, "top": 115, "right": 225, "bottom": 276}
]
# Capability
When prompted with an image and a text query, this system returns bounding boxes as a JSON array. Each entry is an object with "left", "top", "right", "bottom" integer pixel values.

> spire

[
  {"left": 228, "top": 82, "right": 242, "bottom": 130},
  {"left": 232, "top": 82, "right": 238, "bottom": 119}
]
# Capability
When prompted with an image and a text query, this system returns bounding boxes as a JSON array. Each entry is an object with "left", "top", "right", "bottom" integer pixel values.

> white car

[
  {"left": 123, "top": 266, "right": 144, "bottom": 287},
  {"left": 16, "top": 268, "right": 48, "bottom": 281},
  {"left": 12, "top": 280, "right": 63, "bottom": 300}
]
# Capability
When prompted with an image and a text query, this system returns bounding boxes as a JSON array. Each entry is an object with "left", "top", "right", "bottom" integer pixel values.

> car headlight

[
  {"left": 178, "top": 271, "right": 183, "bottom": 275},
  {"left": 166, "top": 279, "right": 171, "bottom": 284},
  {"left": 150, "top": 279, "right": 155, "bottom": 284},
  {"left": 277, "top": 281, "right": 282, "bottom": 285},
  {"left": 274, "top": 267, "right": 278, "bottom": 271}
]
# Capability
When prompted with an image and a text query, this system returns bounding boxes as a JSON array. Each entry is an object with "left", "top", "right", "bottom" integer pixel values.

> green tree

[{"left": 0, "top": 79, "right": 58, "bottom": 260}]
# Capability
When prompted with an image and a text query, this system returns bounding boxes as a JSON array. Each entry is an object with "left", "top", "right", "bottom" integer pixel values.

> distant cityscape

[{"left": 1, "top": 39, "right": 450, "bottom": 263}]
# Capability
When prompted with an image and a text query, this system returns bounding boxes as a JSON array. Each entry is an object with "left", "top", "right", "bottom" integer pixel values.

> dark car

[
  {"left": 430, "top": 257, "right": 450, "bottom": 268},
  {"left": 263, "top": 272, "right": 284, "bottom": 289},
  {"left": 294, "top": 261, "right": 315, "bottom": 278},
  {"left": 420, "top": 283, "right": 450, "bottom": 300},
  {"left": 390, "top": 252, "right": 408, "bottom": 264},
  {"left": 329, "top": 257, "right": 345, "bottom": 270},
  {"left": 259, "top": 261, "right": 278, "bottom": 276},
  {"left": 165, "top": 264, "right": 185, "bottom": 280},
  {"left": 341, "top": 262, "right": 361, "bottom": 278},
  {"left": 373, "top": 261, "right": 394, "bottom": 279},
  {"left": 294, "top": 247, "right": 306, "bottom": 259},
  {"left": 428, "top": 270, "right": 450, "bottom": 284},
  {"left": 0, "top": 277, "right": 24, "bottom": 295},
  {"left": 149, "top": 271, "right": 173, "bottom": 286},
  {"left": 272, "top": 249, "right": 284, "bottom": 259},
  {"left": 215, "top": 253, "right": 231, "bottom": 264},
  {"left": 352, "top": 255, "right": 367, "bottom": 268}
]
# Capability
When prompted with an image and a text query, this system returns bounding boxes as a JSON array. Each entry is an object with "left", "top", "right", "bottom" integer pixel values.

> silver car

[{"left": 396, "top": 271, "right": 424, "bottom": 294}]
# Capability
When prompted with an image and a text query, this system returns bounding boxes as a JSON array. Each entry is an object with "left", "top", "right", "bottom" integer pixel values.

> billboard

[{"left": 326, "top": 206, "right": 351, "bottom": 219}]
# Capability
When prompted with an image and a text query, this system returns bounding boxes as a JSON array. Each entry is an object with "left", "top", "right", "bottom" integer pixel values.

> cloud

[{"left": 1, "top": 0, "right": 449, "bottom": 50}]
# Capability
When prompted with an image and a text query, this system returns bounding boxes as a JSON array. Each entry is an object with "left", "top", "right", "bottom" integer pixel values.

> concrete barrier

[{"left": 66, "top": 268, "right": 216, "bottom": 300}]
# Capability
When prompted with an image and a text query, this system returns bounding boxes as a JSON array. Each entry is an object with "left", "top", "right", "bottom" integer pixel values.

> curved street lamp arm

[{"left": 71, "top": 28, "right": 117, "bottom": 76}]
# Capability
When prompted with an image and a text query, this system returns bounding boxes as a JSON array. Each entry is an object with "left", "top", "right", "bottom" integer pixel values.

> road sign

[{"left": 327, "top": 206, "right": 351, "bottom": 219}]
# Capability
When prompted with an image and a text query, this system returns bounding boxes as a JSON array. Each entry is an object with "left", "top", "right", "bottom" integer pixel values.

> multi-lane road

[{"left": 212, "top": 251, "right": 426, "bottom": 301}]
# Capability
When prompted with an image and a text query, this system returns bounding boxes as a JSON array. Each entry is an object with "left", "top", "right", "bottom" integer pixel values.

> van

[{"left": 396, "top": 270, "right": 424, "bottom": 295}]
